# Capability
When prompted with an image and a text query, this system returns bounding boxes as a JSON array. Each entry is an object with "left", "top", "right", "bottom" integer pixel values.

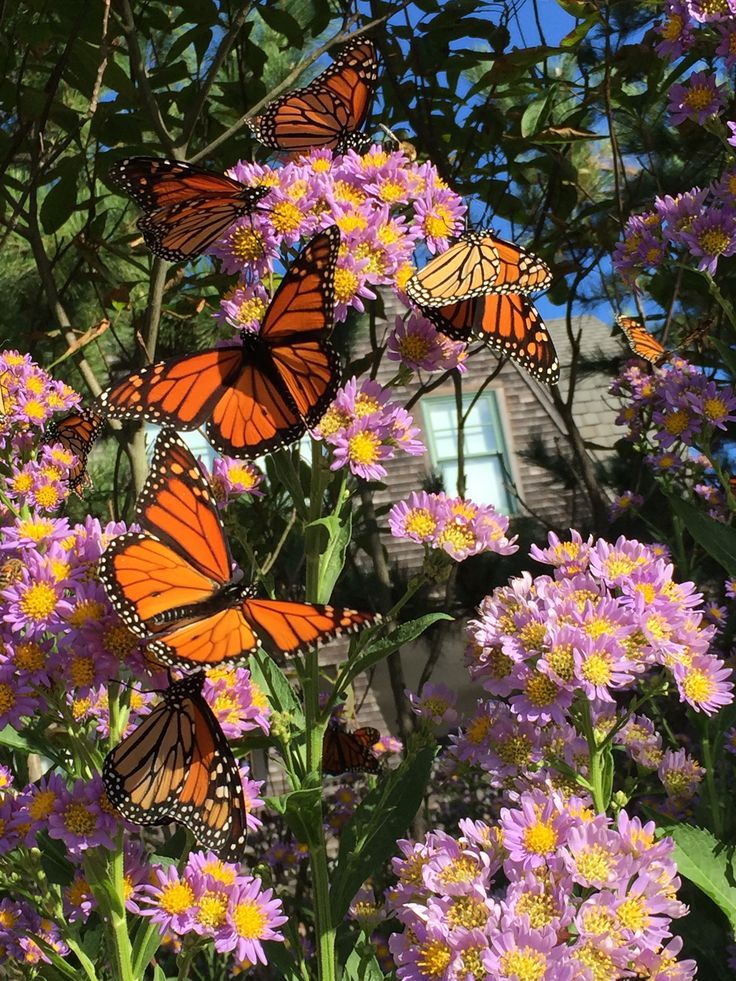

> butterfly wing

[
  {"left": 240, "top": 599, "right": 379, "bottom": 662},
  {"left": 617, "top": 315, "right": 667, "bottom": 364},
  {"left": 323, "top": 723, "right": 380, "bottom": 776},
  {"left": 41, "top": 407, "right": 104, "bottom": 493},
  {"left": 484, "top": 233, "right": 552, "bottom": 295},
  {"left": 425, "top": 294, "right": 559, "bottom": 384},
  {"left": 247, "top": 40, "right": 378, "bottom": 153},
  {"left": 261, "top": 226, "right": 341, "bottom": 428},
  {"left": 405, "top": 232, "right": 501, "bottom": 307},
  {"left": 109, "top": 156, "right": 268, "bottom": 260},
  {"left": 103, "top": 672, "right": 248, "bottom": 861}
]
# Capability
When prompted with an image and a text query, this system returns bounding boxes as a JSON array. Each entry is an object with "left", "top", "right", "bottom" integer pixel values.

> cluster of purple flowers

[
  {"left": 389, "top": 794, "right": 695, "bottom": 979},
  {"left": 314, "top": 376, "right": 425, "bottom": 480},
  {"left": 388, "top": 490, "right": 518, "bottom": 562},
  {"left": 387, "top": 312, "right": 468, "bottom": 374},
  {"left": 206, "top": 455, "right": 264, "bottom": 505},
  {"left": 141, "top": 852, "right": 287, "bottom": 968},
  {"left": 211, "top": 146, "right": 465, "bottom": 327},
  {"left": 615, "top": 3, "right": 736, "bottom": 283},
  {"left": 610, "top": 356, "right": 736, "bottom": 508}
]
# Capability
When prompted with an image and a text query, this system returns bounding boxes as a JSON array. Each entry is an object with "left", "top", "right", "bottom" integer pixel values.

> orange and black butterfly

[
  {"left": 323, "top": 718, "right": 380, "bottom": 776},
  {"left": 423, "top": 293, "right": 560, "bottom": 385},
  {"left": 616, "top": 315, "right": 667, "bottom": 365},
  {"left": 96, "top": 228, "right": 340, "bottom": 458},
  {"left": 108, "top": 157, "right": 270, "bottom": 261},
  {"left": 41, "top": 407, "right": 104, "bottom": 494},
  {"left": 406, "top": 230, "right": 552, "bottom": 309},
  {"left": 103, "top": 671, "right": 247, "bottom": 861},
  {"left": 98, "top": 429, "right": 378, "bottom": 671},
  {"left": 247, "top": 39, "right": 378, "bottom": 155}
]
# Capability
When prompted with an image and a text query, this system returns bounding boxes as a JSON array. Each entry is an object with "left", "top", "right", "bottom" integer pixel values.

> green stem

[
  {"left": 306, "top": 440, "right": 325, "bottom": 600},
  {"left": 579, "top": 699, "right": 608, "bottom": 814},
  {"left": 703, "top": 271, "right": 736, "bottom": 335},
  {"left": 108, "top": 842, "right": 134, "bottom": 981},
  {"left": 700, "top": 721, "right": 724, "bottom": 838}
]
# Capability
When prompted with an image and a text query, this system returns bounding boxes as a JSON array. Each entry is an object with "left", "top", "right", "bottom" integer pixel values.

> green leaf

[
  {"left": 529, "top": 126, "right": 600, "bottom": 143},
  {"left": 560, "top": 13, "right": 600, "bottom": 48},
  {"left": 267, "top": 448, "right": 309, "bottom": 520},
  {"left": 330, "top": 741, "right": 437, "bottom": 921},
  {"left": 267, "top": 785, "right": 322, "bottom": 845},
  {"left": 659, "top": 824, "right": 736, "bottom": 931},
  {"left": 257, "top": 5, "right": 303, "bottom": 46},
  {"left": 0, "top": 725, "right": 33, "bottom": 751},
  {"left": 711, "top": 338, "right": 736, "bottom": 379},
  {"left": 133, "top": 919, "right": 166, "bottom": 978},
  {"left": 38, "top": 832, "right": 74, "bottom": 886},
  {"left": 40, "top": 159, "right": 79, "bottom": 234},
  {"left": 248, "top": 651, "right": 302, "bottom": 722},
  {"left": 668, "top": 494, "right": 736, "bottom": 576},
  {"left": 342, "top": 933, "right": 386, "bottom": 980},
  {"left": 520, "top": 96, "right": 550, "bottom": 138},
  {"left": 152, "top": 967, "right": 167, "bottom": 981},
  {"left": 305, "top": 505, "right": 352, "bottom": 604},
  {"left": 344, "top": 613, "right": 453, "bottom": 687}
]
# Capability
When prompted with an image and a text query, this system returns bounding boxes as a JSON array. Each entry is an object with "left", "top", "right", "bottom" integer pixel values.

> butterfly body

[
  {"left": 41, "top": 407, "right": 104, "bottom": 493},
  {"left": 99, "top": 429, "right": 378, "bottom": 671},
  {"left": 247, "top": 40, "right": 378, "bottom": 155},
  {"left": 103, "top": 670, "right": 248, "bottom": 860},
  {"left": 323, "top": 719, "right": 381, "bottom": 776},
  {"left": 616, "top": 315, "right": 667, "bottom": 365},
  {"left": 97, "top": 229, "right": 341, "bottom": 458},
  {"left": 108, "top": 156, "right": 269, "bottom": 261}
]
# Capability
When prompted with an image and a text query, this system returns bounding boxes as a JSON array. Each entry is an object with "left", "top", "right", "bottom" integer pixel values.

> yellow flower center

[
  {"left": 201, "top": 860, "right": 237, "bottom": 885},
  {"left": 521, "top": 818, "right": 558, "bottom": 855},
  {"left": 20, "top": 583, "right": 57, "bottom": 620},
  {"left": 584, "top": 614, "right": 617, "bottom": 639},
  {"left": 438, "top": 856, "right": 479, "bottom": 885},
  {"left": 546, "top": 644, "right": 574, "bottom": 682},
  {"left": 403, "top": 507, "right": 437, "bottom": 537},
  {"left": 238, "top": 297, "right": 267, "bottom": 324},
  {"left": 229, "top": 227, "right": 265, "bottom": 262},
  {"left": 378, "top": 179, "right": 406, "bottom": 203},
  {"left": 29, "top": 788, "right": 57, "bottom": 820},
  {"left": 310, "top": 157, "right": 331, "bottom": 173},
  {"left": 12, "top": 473, "right": 33, "bottom": 493},
  {"left": 699, "top": 228, "right": 731, "bottom": 255},
  {"left": 423, "top": 205, "right": 454, "bottom": 239},
  {"left": 496, "top": 734, "right": 532, "bottom": 767},
  {"left": 446, "top": 897, "right": 489, "bottom": 930},
  {"left": 466, "top": 715, "right": 492, "bottom": 744},
  {"left": 515, "top": 891, "right": 556, "bottom": 928},
  {"left": 24, "top": 399, "right": 46, "bottom": 421},
  {"left": 616, "top": 894, "right": 648, "bottom": 931},
  {"left": 333, "top": 180, "right": 365, "bottom": 205},
  {"left": 348, "top": 430, "right": 381, "bottom": 465},
  {"left": 685, "top": 86, "right": 714, "bottom": 112},
  {"left": 681, "top": 666, "right": 715, "bottom": 704},
  {"left": 317, "top": 405, "right": 351, "bottom": 437},
  {"left": 231, "top": 899, "right": 268, "bottom": 938},
  {"left": 160, "top": 880, "right": 195, "bottom": 915},
  {"left": 416, "top": 939, "right": 452, "bottom": 977},
  {"left": 103, "top": 623, "right": 139, "bottom": 660},
  {"left": 499, "top": 947, "right": 547, "bottom": 981},
  {"left": 575, "top": 844, "right": 614, "bottom": 882},
  {"left": 525, "top": 672, "right": 559, "bottom": 707},
  {"left": 49, "top": 558, "right": 70, "bottom": 582},
  {"left": 461, "top": 946, "right": 486, "bottom": 980},
  {"left": 67, "top": 599, "right": 105, "bottom": 627},
  {"left": 437, "top": 521, "right": 476, "bottom": 553},
  {"left": 334, "top": 267, "right": 359, "bottom": 303},
  {"left": 519, "top": 621, "right": 546, "bottom": 651},
  {"left": 68, "top": 877, "right": 92, "bottom": 906},
  {"left": 395, "top": 263, "right": 415, "bottom": 291},
  {"left": 69, "top": 656, "right": 95, "bottom": 686},
  {"left": 486, "top": 646, "right": 514, "bottom": 679},
  {"left": 196, "top": 890, "right": 228, "bottom": 929},
  {"left": 574, "top": 941, "right": 615, "bottom": 980},
  {"left": 15, "top": 641, "right": 45, "bottom": 671},
  {"left": 35, "top": 485, "right": 60, "bottom": 509},
  {"left": 63, "top": 802, "right": 96, "bottom": 835},
  {"left": 581, "top": 906, "right": 617, "bottom": 936},
  {"left": 703, "top": 396, "right": 729, "bottom": 421},
  {"left": 336, "top": 210, "right": 368, "bottom": 234},
  {"left": 661, "top": 13, "right": 683, "bottom": 40},
  {"left": 581, "top": 651, "right": 613, "bottom": 686},
  {"left": 271, "top": 201, "right": 303, "bottom": 234},
  {"left": 18, "top": 518, "right": 55, "bottom": 542}
]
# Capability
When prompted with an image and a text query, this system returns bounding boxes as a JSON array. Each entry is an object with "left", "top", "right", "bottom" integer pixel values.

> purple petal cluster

[
  {"left": 389, "top": 797, "right": 695, "bottom": 980},
  {"left": 388, "top": 490, "right": 518, "bottom": 561},
  {"left": 209, "top": 147, "right": 465, "bottom": 326},
  {"left": 315, "top": 376, "right": 425, "bottom": 480},
  {"left": 140, "top": 852, "right": 287, "bottom": 965},
  {"left": 387, "top": 312, "right": 467, "bottom": 373}
]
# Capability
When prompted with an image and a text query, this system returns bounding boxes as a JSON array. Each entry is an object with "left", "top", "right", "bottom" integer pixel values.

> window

[{"left": 422, "top": 392, "right": 514, "bottom": 512}]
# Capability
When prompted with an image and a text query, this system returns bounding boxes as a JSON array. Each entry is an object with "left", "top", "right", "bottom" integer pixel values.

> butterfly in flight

[
  {"left": 423, "top": 293, "right": 560, "bottom": 385},
  {"left": 406, "top": 230, "right": 552, "bottom": 308},
  {"left": 98, "top": 429, "right": 378, "bottom": 672},
  {"left": 108, "top": 157, "right": 270, "bottom": 261},
  {"left": 616, "top": 315, "right": 667, "bottom": 365},
  {"left": 96, "top": 228, "right": 341, "bottom": 458},
  {"left": 103, "top": 671, "right": 248, "bottom": 861},
  {"left": 322, "top": 717, "right": 380, "bottom": 776},
  {"left": 41, "top": 407, "right": 104, "bottom": 494},
  {"left": 247, "top": 39, "right": 378, "bottom": 155}
]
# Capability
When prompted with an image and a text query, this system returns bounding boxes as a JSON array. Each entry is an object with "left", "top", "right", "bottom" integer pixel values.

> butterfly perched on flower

[
  {"left": 41, "top": 407, "right": 104, "bottom": 494},
  {"left": 322, "top": 717, "right": 380, "bottom": 776},
  {"left": 98, "top": 429, "right": 378, "bottom": 672},
  {"left": 108, "top": 157, "right": 270, "bottom": 261},
  {"left": 96, "top": 228, "right": 341, "bottom": 458},
  {"left": 247, "top": 39, "right": 378, "bottom": 155},
  {"left": 103, "top": 671, "right": 248, "bottom": 861},
  {"left": 406, "top": 230, "right": 552, "bottom": 308},
  {"left": 616, "top": 315, "right": 667, "bottom": 365},
  {"left": 422, "top": 293, "right": 560, "bottom": 384}
]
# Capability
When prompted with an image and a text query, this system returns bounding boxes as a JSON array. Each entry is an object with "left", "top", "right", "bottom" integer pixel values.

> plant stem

[
  {"left": 108, "top": 841, "right": 135, "bottom": 981},
  {"left": 700, "top": 720, "right": 724, "bottom": 838},
  {"left": 579, "top": 699, "right": 608, "bottom": 814}
]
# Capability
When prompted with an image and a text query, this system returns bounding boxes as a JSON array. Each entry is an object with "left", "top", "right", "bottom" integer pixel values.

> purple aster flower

[
  {"left": 215, "top": 281, "right": 269, "bottom": 333},
  {"left": 203, "top": 666, "right": 270, "bottom": 738},
  {"left": 632, "top": 936, "right": 697, "bottom": 979},
  {"left": 413, "top": 185, "right": 467, "bottom": 254},
  {"left": 654, "top": 187, "right": 708, "bottom": 244},
  {"left": 656, "top": 2, "right": 696, "bottom": 58},
  {"left": 717, "top": 21, "right": 736, "bottom": 68},
  {"left": 668, "top": 71, "right": 728, "bottom": 126},
  {"left": 687, "top": 0, "right": 736, "bottom": 21},
  {"left": 208, "top": 458, "right": 264, "bottom": 507},
  {"left": 63, "top": 874, "right": 96, "bottom": 924},
  {"left": 500, "top": 792, "right": 572, "bottom": 871},
  {"left": 658, "top": 748, "right": 705, "bottom": 800},
  {"left": 208, "top": 213, "right": 279, "bottom": 277},
  {"left": 389, "top": 490, "right": 450, "bottom": 543},
  {"left": 329, "top": 416, "right": 394, "bottom": 479},
  {"left": 672, "top": 653, "right": 734, "bottom": 713},
  {"left": 140, "top": 864, "right": 200, "bottom": 934},
  {"left": 681, "top": 207, "right": 736, "bottom": 274},
  {"left": 483, "top": 923, "right": 572, "bottom": 980},
  {"left": 215, "top": 877, "right": 287, "bottom": 964},
  {"left": 47, "top": 775, "right": 116, "bottom": 855},
  {"left": 561, "top": 819, "right": 633, "bottom": 889},
  {"left": 609, "top": 490, "right": 644, "bottom": 521},
  {"left": 385, "top": 405, "right": 426, "bottom": 457},
  {"left": 726, "top": 577, "right": 736, "bottom": 599},
  {"left": 387, "top": 313, "right": 450, "bottom": 372},
  {"left": 529, "top": 529, "right": 593, "bottom": 576},
  {"left": 389, "top": 906, "right": 457, "bottom": 980},
  {"left": 330, "top": 252, "right": 376, "bottom": 321},
  {"left": 406, "top": 683, "right": 458, "bottom": 725},
  {"left": 0, "top": 666, "right": 40, "bottom": 730},
  {"left": 685, "top": 379, "right": 736, "bottom": 429},
  {"left": 729, "top": 120, "right": 736, "bottom": 148}
]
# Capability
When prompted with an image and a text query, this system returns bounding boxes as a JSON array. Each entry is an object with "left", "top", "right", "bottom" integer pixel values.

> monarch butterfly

[
  {"left": 247, "top": 39, "right": 378, "bottom": 155},
  {"left": 108, "top": 157, "right": 270, "bottom": 261},
  {"left": 41, "top": 407, "right": 104, "bottom": 494},
  {"left": 103, "top": 671, "right": 248, "bottom": 861},
  {"left": 616, "top": 315, "right": 667, "bottom": 365},
  {"left": 98, "top": 429, "right": 378, "bottom": 671},
  {"left": 405, "top": 230, "right": 552, "bottom": 308},
  {"left": 423, "top": 293, "right": 560, "bottom": 384},
  {"left": 322, "top": 718, "right": 380, "bottom": 776},
  {"left": 96, "top": 228, "right": 341, "bottom": 458}
]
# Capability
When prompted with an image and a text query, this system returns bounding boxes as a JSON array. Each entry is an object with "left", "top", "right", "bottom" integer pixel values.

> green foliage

[{"left": 659, "top": 824, "right": 736, "bottom": 932}]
